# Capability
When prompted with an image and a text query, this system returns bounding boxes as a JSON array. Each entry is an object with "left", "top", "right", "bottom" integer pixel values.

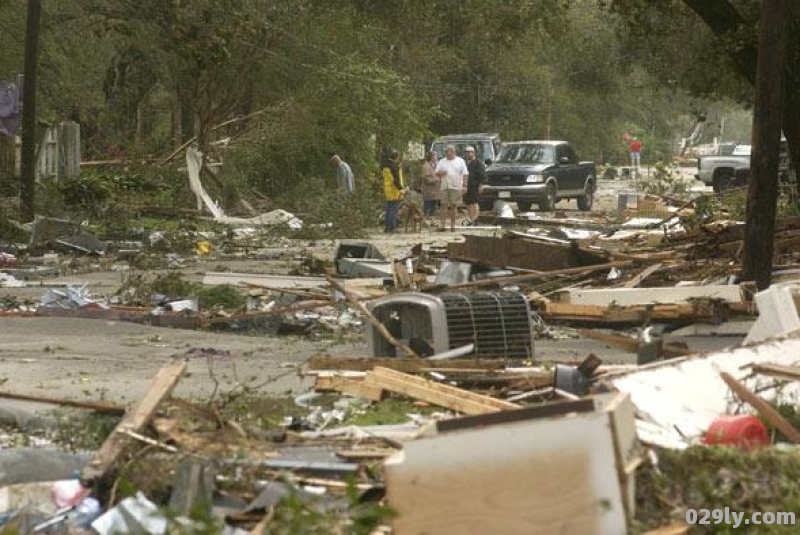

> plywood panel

[{"left": 385, "top": 409, "right": 627, "bottom": 534}]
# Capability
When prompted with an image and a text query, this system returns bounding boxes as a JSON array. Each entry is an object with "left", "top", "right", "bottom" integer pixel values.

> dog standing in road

[{"left": 399, "top": 198, "right": 424, "bottom": 233}]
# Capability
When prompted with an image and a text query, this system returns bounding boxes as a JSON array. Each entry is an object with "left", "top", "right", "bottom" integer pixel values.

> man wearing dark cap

[{"left": 463, "top": 145, "right": 486, "bottom": 225}]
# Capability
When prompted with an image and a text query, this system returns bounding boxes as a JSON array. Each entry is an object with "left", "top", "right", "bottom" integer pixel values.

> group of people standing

[
  {"left": 409, "top": 145, "right": 486, "bottom": 232},
  {"left": 330, "top": 145, "right": 488, "bottom": 234}
]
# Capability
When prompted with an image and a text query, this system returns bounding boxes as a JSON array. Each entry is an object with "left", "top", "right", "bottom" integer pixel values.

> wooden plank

[
  {"left": 719, "top": 371, "right": 800, "bottom": 443},
  {"left": 363, "top": 366, "right": 518, "bottom": 415},
  {"left": 0, "top": 391, "right": 125, "bottom": 415},
  {"left": 313, "top": 375, "right": 384, "bottom": 401},
  {"left": 306, "top": 355, "right": 509, "bottom": 373},
  {"left": 81, "top": 360, "right": 188, "bottom": 485},
  {"left": 578, "top": 328, "right": 693, "bottom": 358},
  {"left": 545, "top": 302, "right": 718, "bottom": 324},
  {"left": 621, "top": 262, "right": 663, "bottom": 288},
  {"left": 555, "top": 285, "right": 743, "bottom": 306},
  {"left": 437, "top": 399, "right": 595, "bottom": 433},
  {"left": 751, "top": 362, "right": 800, "bottom": 382}
]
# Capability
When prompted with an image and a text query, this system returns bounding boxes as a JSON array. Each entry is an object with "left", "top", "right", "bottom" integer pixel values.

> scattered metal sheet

[
  {"left": 335, "top": 258, "right": 393, "bottom": 278},
  {"left": 610, "top": 334, "right": 800, "bottom": 449}
]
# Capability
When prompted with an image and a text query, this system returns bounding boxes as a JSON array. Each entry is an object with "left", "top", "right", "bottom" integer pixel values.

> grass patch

[
  {"left": 635, "top": 446, "right": 800, "bottom": 533},
  {"left": 344, "top": 397, "right": 440, "bottom": 426}
]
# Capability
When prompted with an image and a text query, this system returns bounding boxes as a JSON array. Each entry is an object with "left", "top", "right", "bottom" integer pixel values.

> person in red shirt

[{"left": 630, "top": 137, "right": 642, "bottom": 168}]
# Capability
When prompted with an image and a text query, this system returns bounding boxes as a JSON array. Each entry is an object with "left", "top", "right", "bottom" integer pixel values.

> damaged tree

[{"left": 610, "top": 0, "right": 800, "bottom": 289}]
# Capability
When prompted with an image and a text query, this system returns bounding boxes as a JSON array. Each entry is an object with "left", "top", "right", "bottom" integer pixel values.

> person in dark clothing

[
  {"left": 464, "top": 145, "right": 486, "bottom": 225},
  {"left": 382, "top": 149, "right": 405, "bottom": 233}
]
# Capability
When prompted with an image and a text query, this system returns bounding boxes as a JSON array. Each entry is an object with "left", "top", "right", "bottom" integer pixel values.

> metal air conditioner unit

[{"left": 366, "top": 291, "right": 534, "bottom": 359}]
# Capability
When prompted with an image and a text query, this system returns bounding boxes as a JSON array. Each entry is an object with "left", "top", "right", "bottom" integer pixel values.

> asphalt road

[{"left": 1, "top": 166, "right": 743, "bottom": 415}]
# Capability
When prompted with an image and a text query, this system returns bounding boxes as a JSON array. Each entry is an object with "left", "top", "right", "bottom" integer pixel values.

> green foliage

[
  {"left": 289, "top": 177, "right": 383, "bottom": 240},
  {"left": 266, "top": 478, "right": 395, "bottom": 535},
  {"left": 600, "top": 165, "right": 619, "bottom": 180},
  {"left": 150, "top": 272, "right": 198, "bottom": 299},
  {"left": 196, "top": 284, "right": 246, "bottom": 311},
  {"left": 48, "top": 411, "right": 121, "bottom": 452},
  {"left": 636, "top": 162, "right": 689, "bottom": 196},
  {"left": 345, "top": 398, "right": 440, "bottom": 426},
  {"left": 636, "top": 446, "right": 800, "bottom": 533},
  {"left": 0, "top": 216, "right": 28, "bottom": 242}
]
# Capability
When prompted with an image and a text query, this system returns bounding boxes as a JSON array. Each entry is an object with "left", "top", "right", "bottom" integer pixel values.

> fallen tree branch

[{"left": 325, "top": 275, "right": 420, "bottom": 358}]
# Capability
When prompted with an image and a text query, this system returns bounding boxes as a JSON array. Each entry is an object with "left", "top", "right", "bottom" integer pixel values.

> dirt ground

[{"left": 1, "top": 173, "right": 736, "bottom": 414}]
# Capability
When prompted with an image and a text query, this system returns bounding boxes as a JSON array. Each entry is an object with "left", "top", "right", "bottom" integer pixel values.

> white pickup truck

[{"left": 695, "top": 144, "right": 751, "bottom": 192}]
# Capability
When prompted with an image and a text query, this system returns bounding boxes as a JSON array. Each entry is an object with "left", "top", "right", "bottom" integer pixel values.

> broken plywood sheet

[
  {"left": 202, "top": 272, "right": 386, "bottom": 291},
  {"left": 447, "top": 233, "right": 608, "bottom": 272},
  {"left": 553, "top": 285, "right": 743, "bottom": 306},
  {"left": 384, "top": 393, "right": 636, "bottom": 535},
  {"left": 610, "top": 334, "right": 800, "bottom": 449}
]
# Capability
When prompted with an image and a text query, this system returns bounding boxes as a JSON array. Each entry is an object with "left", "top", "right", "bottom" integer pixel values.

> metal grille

[
  {"left": 440, "top": 291, "right": 532, "bottom": 358},
  {"left": 488, "top": 174, "right": 525, "bottom": 186}
]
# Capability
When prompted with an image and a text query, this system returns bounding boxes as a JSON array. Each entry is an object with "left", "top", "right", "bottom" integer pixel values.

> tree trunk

[
  {"left": 19, "top": 0, "right": 40, "bottom": 223},
  {"left": 741, "top": 0, "right": 788, "bottom": 289}
]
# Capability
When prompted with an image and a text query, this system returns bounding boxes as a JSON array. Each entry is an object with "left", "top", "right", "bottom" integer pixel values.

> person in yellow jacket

[{"left": 382, "top": 148, "right": 405, "bottom": 233}]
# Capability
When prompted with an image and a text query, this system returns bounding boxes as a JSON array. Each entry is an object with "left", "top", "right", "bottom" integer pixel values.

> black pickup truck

[{"left": 479, "top": 140, "right": 596, "bottom": 212}]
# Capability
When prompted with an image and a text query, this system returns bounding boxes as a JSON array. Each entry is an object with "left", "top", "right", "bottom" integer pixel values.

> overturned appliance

[{"left": 366, "top": 291, "right": 534, "bottom": 358}]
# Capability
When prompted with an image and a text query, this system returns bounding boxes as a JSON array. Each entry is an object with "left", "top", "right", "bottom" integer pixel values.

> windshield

[
  {"left": 497, "top": 144, "right": 555, "bottom": 164},
  {"left": 732, "top": 145, "right": 751, "bottom": 156},
  {"left": 430, "top": 140, "right": 494, "bottom": 161}
]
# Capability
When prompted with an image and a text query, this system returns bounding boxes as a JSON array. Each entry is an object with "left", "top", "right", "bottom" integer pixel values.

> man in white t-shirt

[{"left": 435, "top": 145, "right": 468, "bottom": 231}]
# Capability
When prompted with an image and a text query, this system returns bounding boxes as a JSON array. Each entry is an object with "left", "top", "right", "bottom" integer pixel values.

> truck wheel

[
  {"left": 577, "top": 180, "right": 595, "bottom": 211},
  {"left": 538, "top": 184, "right": 557, "bottom": 211},
  {"left": 517, "top": 199, "right": 533, "bottom": 212},
  {"left": 713, "top": 173, "right": 735, "bottom": 193}
]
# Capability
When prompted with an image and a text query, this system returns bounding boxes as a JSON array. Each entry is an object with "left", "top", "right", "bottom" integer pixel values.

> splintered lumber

[
  {"left": 621, "top": 263, "right": 664, "bottom": 288},
  {"left": 719, "top": 371, "right": 800, "bottom": 443},
  {"left": 306, "top": 355, "right": 510, "bottom": 373},
  {"left": 81, "top": 360, "right": 188, "bottom": 485},
  {"left": 544, "top": 301, "right": 720, "bottom": 324},
  {"left": 313, "top": 375, "right": 384, "bottom": 401},
  {"left": 363, "top": 366, "right": 519, "bottom": 415},
  {"left": 326, "top": 276, "right": 420, "bottom": 358},
  {"left": 0, "top": 391, "right": 125, "bottom": 415},
  {"left": 750, "top": 362, "right": 800, "bottom": 382},
  {"left": 578, "top": 328, "right": 692, "bottom": 358},
  {"left": 423, "top": 260, "right": 634, "bottom": 292},
  {"left": 447, "top": 233, "right": 610, "bottom": 272}
]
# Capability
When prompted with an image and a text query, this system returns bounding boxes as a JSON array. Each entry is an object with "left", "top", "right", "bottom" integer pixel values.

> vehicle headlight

[{"left": 526, "top": 174, "right": 543, "bottom": 183}]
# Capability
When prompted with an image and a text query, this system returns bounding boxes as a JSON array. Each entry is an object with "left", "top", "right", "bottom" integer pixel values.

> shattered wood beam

[
  {"left": 363, "top": 366, "right": 519, "bottom": 414},
  {"left": 306, "top": 355, "right": 510, "bottom": 372},
  {"left": 423, "top": 260, "right": 634, "bottom": 292},
  {"left": 720, "top": 371, "right": 800, "bottom": 443},
  {"left": 621, "top": 263, "right": 664, "bottom": 288},
  {"left": 81, "top": 360, "right": 188, "bottom": 485},
  {"left": 545, "top": 302, "right": 719, "bottom": 325},
  {"left": 313, "top": 375, "right": 384, "bottom": 401},
  {"left": 578, "top": 329, "right": 693, "bottom": 359},
  {"left": 750, "top": 363, "right": 800, "bottom": 382},
  {"left": 326, "top": 276, "right": 420, "bottom": 358},
  {"left": 0, "top": 391, "right": 125, "bottom": 415}
]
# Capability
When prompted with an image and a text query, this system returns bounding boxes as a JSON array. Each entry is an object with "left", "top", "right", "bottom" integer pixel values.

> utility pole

[
  {"left": 20, "top": 0, "right": 41, "bottom": 222},
  {"left": 741, "top": 0, "right": 788, "bottom": 289}
]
